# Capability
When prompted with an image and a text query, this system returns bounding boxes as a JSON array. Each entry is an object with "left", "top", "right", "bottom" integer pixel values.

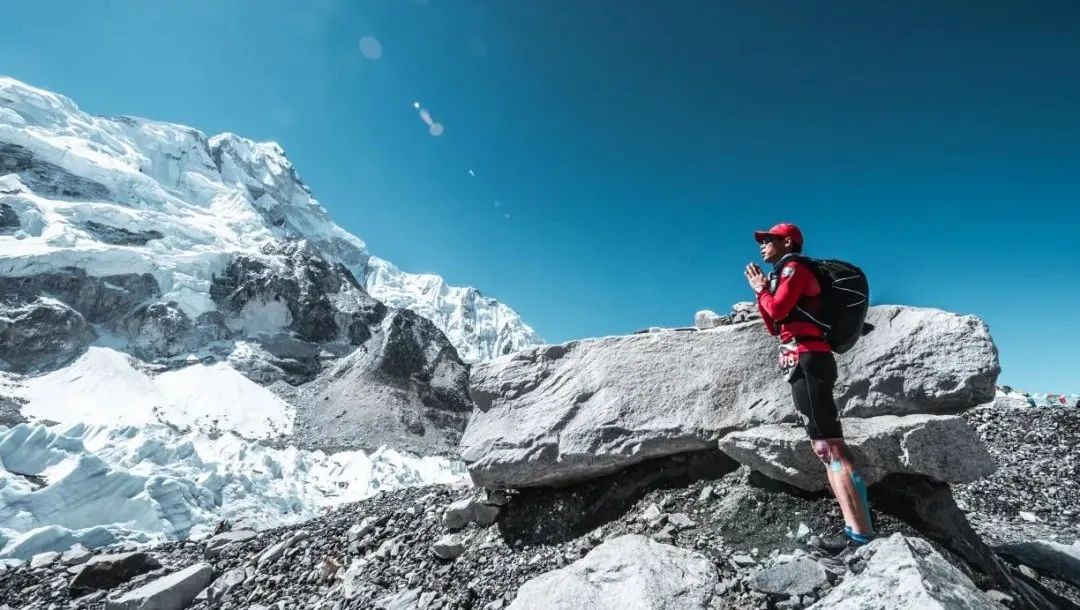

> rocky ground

[
  {"left": 2, "top": 406, "right": 1078, "bottom": 610},
  {"left": 957, "top": 405, "right": 1080, "bottom": 546}
]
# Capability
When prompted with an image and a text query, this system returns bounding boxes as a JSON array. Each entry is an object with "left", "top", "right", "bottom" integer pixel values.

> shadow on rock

[
  {"left": 495, "top": 449, "right": 740, "bottom": 547},
  {"left": 872, "top": 474, "right": 1078, "bottom": 610}
]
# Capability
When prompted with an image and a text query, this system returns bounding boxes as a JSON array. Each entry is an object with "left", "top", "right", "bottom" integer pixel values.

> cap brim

[{"left": 753, "top": 230, "right": 777, "bottom": 243}]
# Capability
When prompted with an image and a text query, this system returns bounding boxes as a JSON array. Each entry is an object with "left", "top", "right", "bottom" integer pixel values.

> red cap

[{"left": 754, "top": 223, "right": 803, "bottom": 247}]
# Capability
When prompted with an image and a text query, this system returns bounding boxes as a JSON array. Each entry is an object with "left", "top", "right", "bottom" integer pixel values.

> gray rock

[
  {"left": 291, "top": 306, "right": 472, "bottom": 455},
  {"left": 0, "top": 202, "right": 18, "bottom": 234},
  {"left": 693, "top": 310, "right": 725, "bottom": 330},
  {"left": 210, "top": 239, "right": 385, "bottom": 346},
  {"left": 750, "top": 557, "right": 829, "bottom": 596},
  {"left": 508, "top": 534, "right": 717, "bottom": 609},
  {"left": 809, "top": 534, "right": 1004, "bottom": 609},
  {"left": 697, "top": 486, "right": 713, "bottom": 503},
  {"left": 347, "top": 517, "right": 377, "bottom": 541},
  {"left": 81, "top": 221, "right": 163, "bottom": 246},
  {"left": 0, "top": 142, "right": 112, "bottom": 201},
  {"left": 208, "top": 568, "right": 246, "bottom": 602},
  {"left": 256, "top": 530, "right": 309, "bottom": 567},
  {"left": 69, "top": 552, "right": 162, "bottom": 596},
  {"left": 104, "top": 563, "right": 214, "bottom": 610},
  {"left": 0, "top": 297, "right": 94, "bottom": 373},
  {"left": 486, "top": 489, "right": 510, "bottom": 506},
  {"left": 444, "top": 498, "right": 501, "bottom": 530},
  {"left": 731, "top": 554, "right": 757, "bottom": 567},
  {"left": 996, "top": 540, "right": 1080, "bottom": 587},
  {"left": 118, "top": 302, "right": 193, "bottom": 359},
  {"left": 374, "top": 587, "right": 422, "bottom": 610},
  {"left": 462, "top": 306, "right": 998, "bottom": 488},
  {"left": 718, "top": 415, "right": 996, "bottom": 491},
  {"left": 61, "top": 546, "right": 92, "bottom": 566},
  {"left": 432, "top": 534, "right": 466, "bottom": 560},
  {"left": 203, "top": 529, "right": 257, "bottom": 558},
  {"left": 0, "top": 268, "right": 159, "bottom": 324},
  {"left": 667, "top": 513, "right": 696, "bottom": 530},
  {"left": 29, "top": 551, "right": 59, "bottom": 568},
  {"left": 795, "top": 523, "right": 811, "bottom": 541}
]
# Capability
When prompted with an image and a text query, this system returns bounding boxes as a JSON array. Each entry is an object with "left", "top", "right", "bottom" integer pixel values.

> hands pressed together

[{"left": 744, "top": 263, "right": 768, "bottom": 294}]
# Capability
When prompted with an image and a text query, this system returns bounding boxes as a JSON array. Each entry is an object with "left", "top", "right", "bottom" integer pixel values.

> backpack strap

[{"left": 774, "top": 255, "right": 827, "bottom": 329}]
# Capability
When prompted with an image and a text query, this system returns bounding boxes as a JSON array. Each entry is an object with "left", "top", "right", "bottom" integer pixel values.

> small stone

[
  {"left": 485, "top": 490, "right": 510, "bottom": 506},
  {"left": 1019, "top": 564, "right": 1039, "bottom": 579},
  {"left": 986, "top": 589, "right": 1014, "bottom": 604},
  {"left": 432, "top": 534, "right": 467, "bottom": 560},
  {"left": 1018, "top": 511, "right": 1040, "bottom": 523},
  {"left": 641, "top": 503, "right": 662, "bottom": 523},
  {"left": 795, "top": 523, "right": 811, "bottom": 541},
  {"left": 61, "top": 546, "right": 92, "bottom": 567},
  {"left": 347, "top": 517, "right": 377, "bottom": 541},
  {"left": 30, "top": 551, "right": 60, "bottom": 569},
  {"left": 776, "top": 598, "right": 801, "bottom": 610},
  {"left": 698, "top": 486, "right": 714, "bottom": 503},
  {"left": 731, "top": 554, "right": 756, "bottom": 567},
  {"left": 667, "top": 513, "right": 696, "bottom": 530},
  {"left": 320, "top": 557, "right": 341, "bottom": 580}
]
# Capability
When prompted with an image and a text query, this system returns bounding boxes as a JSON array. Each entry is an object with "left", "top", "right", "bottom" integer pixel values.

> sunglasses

[{"left": 759, "top": 235, "right": 782, "bottom": 245}]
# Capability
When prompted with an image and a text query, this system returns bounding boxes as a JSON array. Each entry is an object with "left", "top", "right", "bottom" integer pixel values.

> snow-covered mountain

[
  {"left": 0, "top": 76, "right": 540, "bottom": 363},
  {"left": 0, "top": 76, "right": 541, "bottom": 562}
]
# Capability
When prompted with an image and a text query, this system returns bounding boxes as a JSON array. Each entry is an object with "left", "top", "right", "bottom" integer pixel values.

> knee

[
  {"left": 812, "top": 440, "right": 833, "bottom": 464},
  {"left": 812, "top": 439, "right": 850, "bottom": 466}
]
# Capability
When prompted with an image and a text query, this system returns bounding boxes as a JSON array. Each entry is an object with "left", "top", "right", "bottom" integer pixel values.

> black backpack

[{"left": 786, "top": 257, "right": 871, "bottom": 354}]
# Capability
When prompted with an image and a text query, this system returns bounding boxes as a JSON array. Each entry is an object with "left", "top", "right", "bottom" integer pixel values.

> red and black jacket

[{"left": 756, "top": 254, "right": 830, "bottom": 354}]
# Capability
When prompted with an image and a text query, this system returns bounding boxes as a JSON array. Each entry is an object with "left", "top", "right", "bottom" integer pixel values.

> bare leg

[{"left": 814, "top": 439, "right": 874, "bottom": 536}]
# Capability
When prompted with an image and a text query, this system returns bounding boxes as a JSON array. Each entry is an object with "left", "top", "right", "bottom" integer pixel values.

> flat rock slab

[
  {"left": 462, "top": 306, "right": 998, "bottom": 489},
  {"left": 508, "top": 534, "right": 717, "bottom": 609},
  {"left": 719, "top": 414, "right": 995, "bottom": 491},
  {"left": 104, "top": 563, "right": 214, "bottom": 610},
  {"left": 809, "top": 534, "right": 1004, "bottom": 609},
  {"left": 69, "top": 552, "right": 161, "bottom": 596}
]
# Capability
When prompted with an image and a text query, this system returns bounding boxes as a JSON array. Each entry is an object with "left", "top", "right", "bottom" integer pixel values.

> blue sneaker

[{"left": 844, "top": 526, "right": 875, "bottom": 545}]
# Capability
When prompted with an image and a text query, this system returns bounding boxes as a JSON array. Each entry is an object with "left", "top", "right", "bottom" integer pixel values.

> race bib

[{"left": 777, "top": 340, "right": 799, "bottom": 373}]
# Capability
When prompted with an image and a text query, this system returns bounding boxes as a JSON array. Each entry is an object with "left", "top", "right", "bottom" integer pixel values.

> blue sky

[{"left": 3, "top": 1, "right": 1078, "bottom": 392}]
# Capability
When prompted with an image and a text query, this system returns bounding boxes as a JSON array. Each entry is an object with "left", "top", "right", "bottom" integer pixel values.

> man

[{"left": 743, "top": 222, "right": 875, "bottom": 545}]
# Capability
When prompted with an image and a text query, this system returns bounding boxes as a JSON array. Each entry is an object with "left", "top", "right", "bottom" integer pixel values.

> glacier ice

[{"left": 0, "top": 421, "right": 467, "bottom": 562}]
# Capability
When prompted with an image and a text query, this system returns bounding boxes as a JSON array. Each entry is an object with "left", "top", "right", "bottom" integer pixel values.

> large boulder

[
  {"left": 507, "top": 534, "right": 717, "bottom": 609},
  {"left": 0, "top": 297, "right": 94, "bottom": 373},
  {"left": 462, "top": 306, "right": 998, "bottom": 488},
  {"left": 809, "top": 534, "right": 1004, "bottom": 609},
  {"left": 104, "top": 562, "right": 214, "bottom": 610},
  {"left": 69, "top": 551, "right": 162, "bottom": 596},
  {"left": 718, "top": 415, "right": 996, "bottom": 492}
]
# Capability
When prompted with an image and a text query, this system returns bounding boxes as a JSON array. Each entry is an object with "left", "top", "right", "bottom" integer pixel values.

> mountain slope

[{"left": 0, "top": 76, "right": 540, "bottom": 363}]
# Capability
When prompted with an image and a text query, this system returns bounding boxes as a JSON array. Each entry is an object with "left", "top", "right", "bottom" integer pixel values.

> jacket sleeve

[
  {"left": 757, "top": 262, "right": 812, "bottom": 323},
  {"left": 757, "top": 298, "right": 779, "bottom": 335}
]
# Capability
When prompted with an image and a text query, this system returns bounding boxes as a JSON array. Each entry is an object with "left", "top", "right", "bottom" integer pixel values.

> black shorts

[{"left": 789, "top": 351, "right": 843, "bottom": 440}]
